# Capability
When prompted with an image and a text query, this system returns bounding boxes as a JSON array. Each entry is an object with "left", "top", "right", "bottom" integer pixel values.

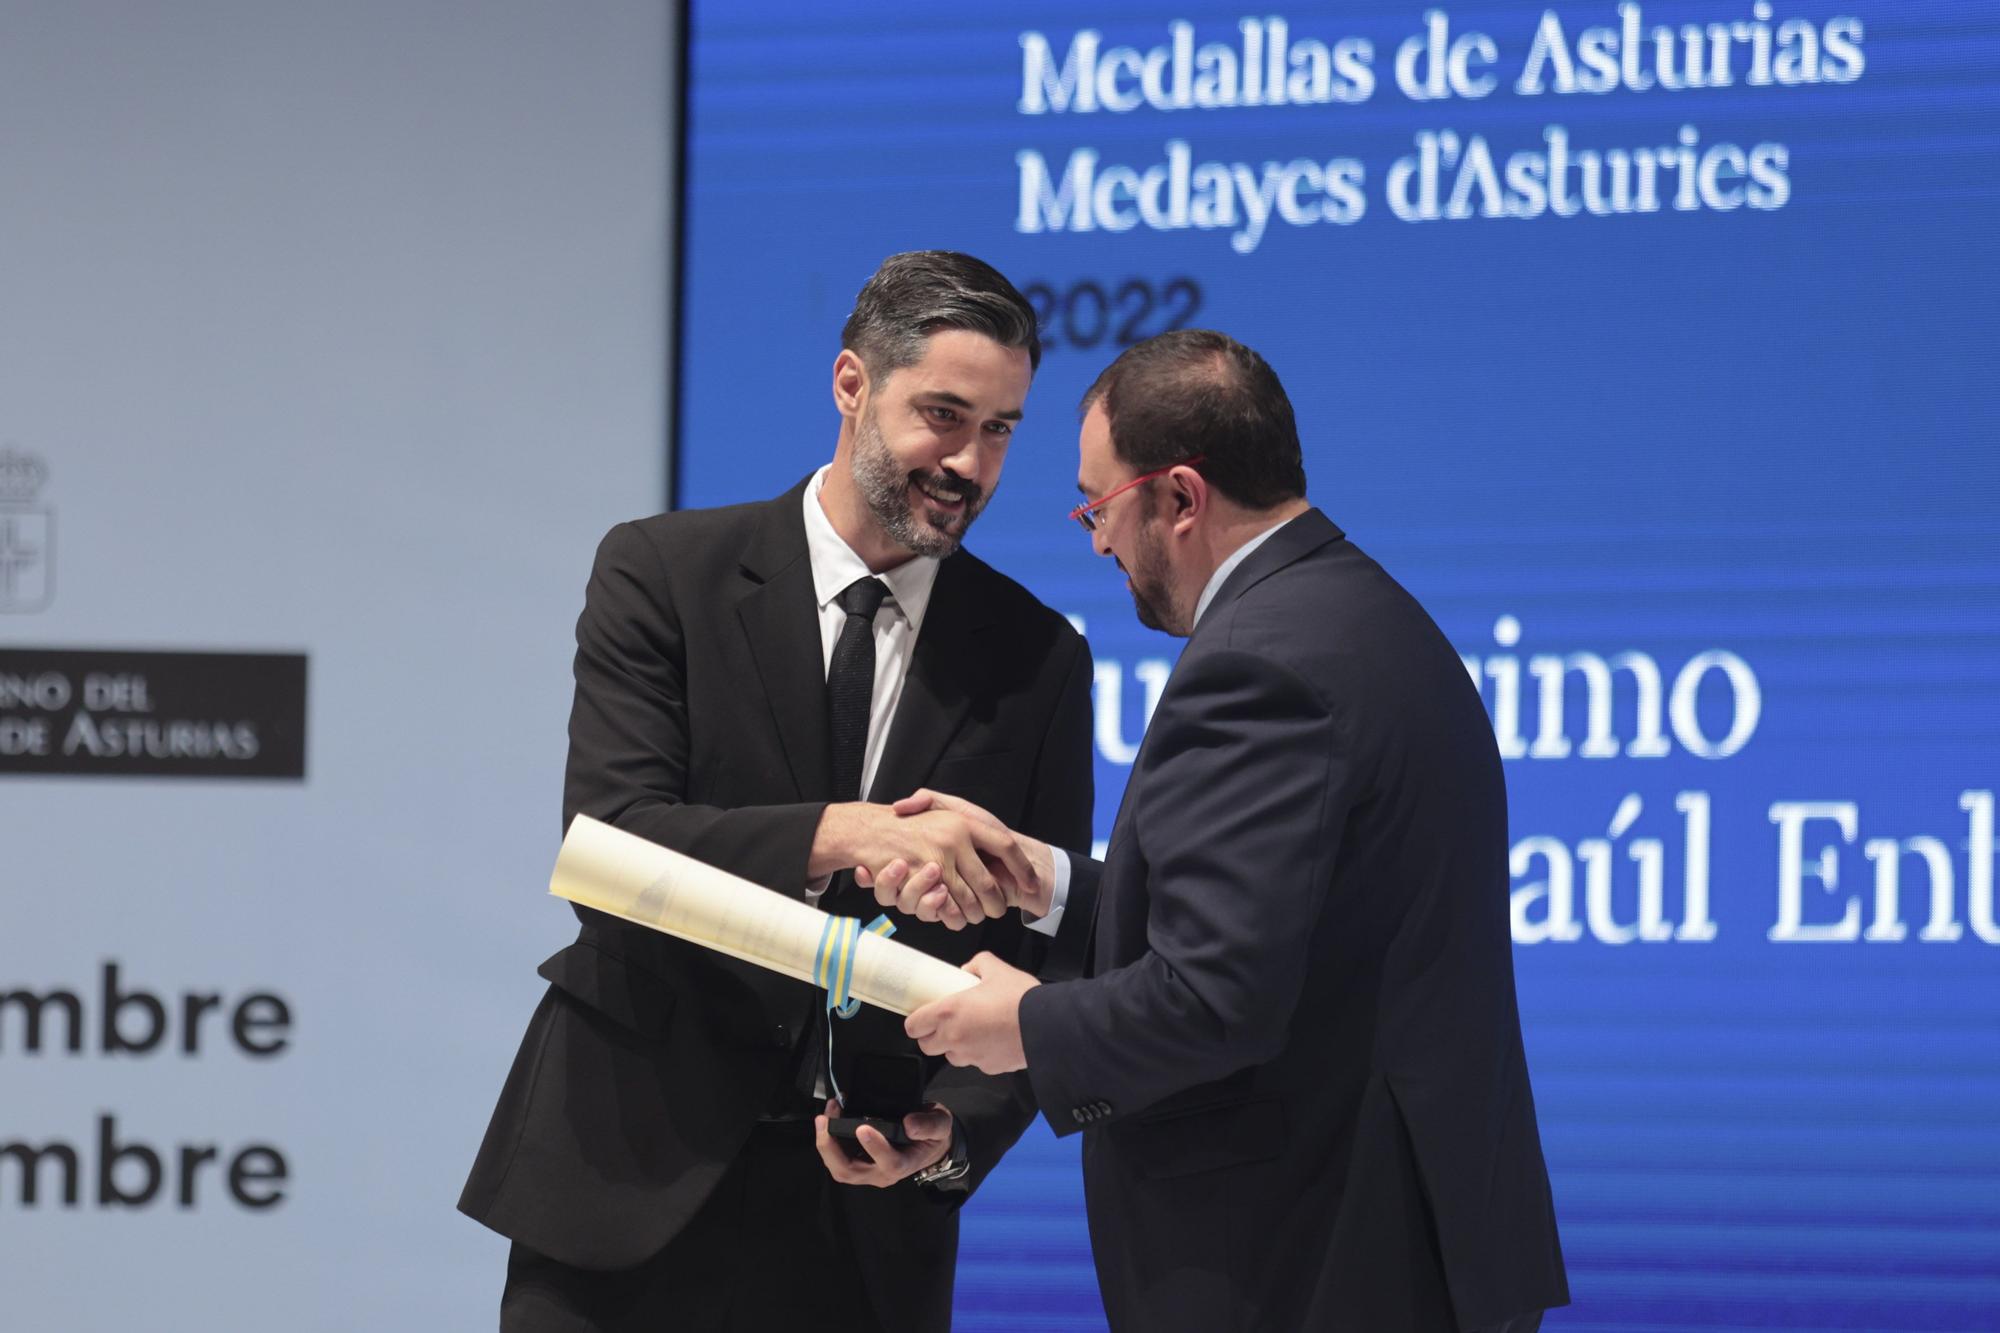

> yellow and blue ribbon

[{"left": 814, "top": 912, "right": 896, "bottom": 1018}]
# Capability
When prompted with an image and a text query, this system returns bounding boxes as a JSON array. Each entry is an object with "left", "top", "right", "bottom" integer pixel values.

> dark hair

[
  {"left": 1079, "top": 329, "right": 1306, "bottom": 509},
  {"left": 841, "top": 251, "right": 1042, "bottom": 377}
]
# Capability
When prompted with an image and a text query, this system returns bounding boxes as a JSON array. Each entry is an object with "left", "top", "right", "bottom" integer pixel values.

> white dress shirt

[
  {"left": 803, "top": 467, "right": 939, "bottom": 795},
  {"left": 801, "top": 467, "right": 940, "bottom": 901},
  {"left": 1033, "top": 515, "right": 1300, "bottom": 933}
]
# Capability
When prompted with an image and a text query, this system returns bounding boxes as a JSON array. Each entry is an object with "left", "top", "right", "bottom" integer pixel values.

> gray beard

[{"left": 850, "top": 410, "right": 986, "bottom": 559}]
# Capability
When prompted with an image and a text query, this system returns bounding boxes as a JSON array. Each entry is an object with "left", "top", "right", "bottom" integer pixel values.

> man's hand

[
  {"left": 857, "top": 790, "right": 1056, "bottom": 930},
  {"left": 811, "top": 802, "right": 1033, "bottom": 925},
  {"left": 904, "top": 953, "right": 1038, "bottom": 1074},
  {"left": 812, "top": 1100, "right": 954, "bottom": 1188}
]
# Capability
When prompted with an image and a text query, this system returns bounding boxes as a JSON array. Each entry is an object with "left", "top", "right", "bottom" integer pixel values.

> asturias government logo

[{"left": 0, "top": 447, "right": 53, "bottom": 613}]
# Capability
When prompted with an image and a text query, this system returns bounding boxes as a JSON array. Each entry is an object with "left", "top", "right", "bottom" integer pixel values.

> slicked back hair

[
  {"left": 1079, "top": 329, "right": 1307, "bottom": 510},
  {"left": 840, "top": 251, "right": 1042, "bottom": 380}
]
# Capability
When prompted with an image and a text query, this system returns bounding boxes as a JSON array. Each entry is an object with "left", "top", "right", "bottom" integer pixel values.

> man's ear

[
  {"left": 832, "top": 348, "right": 869, "bottom": 417},
  {"left": 1169, "top": 465, "right": 1206, "bottom": 532}
]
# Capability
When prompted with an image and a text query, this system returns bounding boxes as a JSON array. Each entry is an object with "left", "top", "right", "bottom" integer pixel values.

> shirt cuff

[{"left": 1023, "top": 849, "right": 1071, "bottom": 937}]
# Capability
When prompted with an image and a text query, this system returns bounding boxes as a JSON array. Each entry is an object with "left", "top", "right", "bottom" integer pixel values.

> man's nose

[
  {"left": 937, "top": 434, "right": 981, "bottom": 481},
  {"left": 1091, "top": 525, "right": 1113, "bottom": 559}
]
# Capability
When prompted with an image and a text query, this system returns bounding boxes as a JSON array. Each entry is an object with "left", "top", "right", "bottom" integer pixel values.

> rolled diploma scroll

[{"left": 549, "top": 813, "right": 977, "bottom": 1017}]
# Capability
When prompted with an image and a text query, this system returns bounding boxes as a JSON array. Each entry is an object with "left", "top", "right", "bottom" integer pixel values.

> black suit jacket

[
  {"left": 459, "top": 477, "right": 1093, "bottom": 1330},
  {"left": 1018, "top": 510, "right": 1567, "bottom": 1332}
]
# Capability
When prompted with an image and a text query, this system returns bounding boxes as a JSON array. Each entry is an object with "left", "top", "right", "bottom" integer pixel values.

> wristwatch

[{"left": 911, "top": 1123, "right": 970, "bottom": 1187}]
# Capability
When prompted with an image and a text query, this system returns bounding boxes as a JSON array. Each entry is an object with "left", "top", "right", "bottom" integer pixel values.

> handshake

[{"left": 811, "top": 790, "right": 1054, "bottom": 930}]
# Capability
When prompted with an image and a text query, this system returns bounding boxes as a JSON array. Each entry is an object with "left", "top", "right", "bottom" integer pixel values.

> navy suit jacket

[{"left": 1019, "top": 509, "right": 1568, "bottom": 1332}]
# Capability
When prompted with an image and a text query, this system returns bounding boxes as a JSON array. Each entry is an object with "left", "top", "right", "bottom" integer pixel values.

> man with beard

[
  {"left": 459, "top": 251, "right": 1094, "bottom": 1332},
  {"left": 884, "top": 330, "right": 1568, "bottom": 1330}
]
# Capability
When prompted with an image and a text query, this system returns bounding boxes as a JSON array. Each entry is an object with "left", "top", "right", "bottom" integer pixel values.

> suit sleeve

[
  {"left": 1017, "top": 646, "right": 1348, "bottom": 1134},
  {"left": 562, "top": 521, "right": 827, "bottom": 902},
  {"left": 1015, "top": 628, "right": 1096, "bottom": 858},
  {"left": 922, "top": 628, "right": 1095, "bottom": 1194},
  {"left": 1040, "top": 853, "right": 1102, "bottom": 983}
]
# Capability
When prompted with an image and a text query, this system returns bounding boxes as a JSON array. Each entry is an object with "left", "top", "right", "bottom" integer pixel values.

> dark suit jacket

[
  {"left": 459, "top": 476, "right": 1093, "bottom": 1330},
  {"left": 1018, "top": 510, "right": 1567, "bottom": 1332}
]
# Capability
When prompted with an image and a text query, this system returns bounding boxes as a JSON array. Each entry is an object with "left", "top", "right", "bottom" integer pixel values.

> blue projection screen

[{"left": 676, "top": 4, "right": 1999, "bottom": 1328}]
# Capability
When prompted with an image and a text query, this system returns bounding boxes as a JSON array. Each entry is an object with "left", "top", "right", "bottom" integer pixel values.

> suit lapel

[
  {"left": 1087, "top": 511, "right": 1344, "bottom": 971},
  {"left": 734, "top": 480, "right": 832, "bottom": 803},
  {"left": 865, "top": 552, "right": 986, "bottom": 803}
]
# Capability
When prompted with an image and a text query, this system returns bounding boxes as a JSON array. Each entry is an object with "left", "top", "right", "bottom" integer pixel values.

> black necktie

[
  {"left": 793, "top": 576, "right": 891, "bottom": 1111},
  {"left": 827, "top": 576, "right": 890, "bottom": 803}
]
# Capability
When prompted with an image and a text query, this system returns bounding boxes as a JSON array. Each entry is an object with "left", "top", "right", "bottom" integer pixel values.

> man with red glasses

[{"left": 880, "top": 329, "right": 1568, "bottom": 1331}]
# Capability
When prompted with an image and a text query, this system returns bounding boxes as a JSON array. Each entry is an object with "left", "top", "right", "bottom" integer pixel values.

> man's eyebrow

[{"left": 920, "top": 390, "right": 1023, "bottom": 422}]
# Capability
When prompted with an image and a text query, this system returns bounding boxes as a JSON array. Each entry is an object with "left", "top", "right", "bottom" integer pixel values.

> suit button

[{"left": 1072, "top": 1107, "right": 1086, "bottom": 1125}]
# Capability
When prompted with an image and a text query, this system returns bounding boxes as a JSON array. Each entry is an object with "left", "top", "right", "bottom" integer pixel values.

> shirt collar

[
  {"left": 803, "top": 465, "right": 940, "bottom": 632},
  {"left": 1192, "top": 514, "right": 1298, "bottom": 629}
]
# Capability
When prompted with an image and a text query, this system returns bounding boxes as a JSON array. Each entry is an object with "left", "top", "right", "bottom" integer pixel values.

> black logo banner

[{"left": 0, "top": 649, "right": 306, "bottom": 779}]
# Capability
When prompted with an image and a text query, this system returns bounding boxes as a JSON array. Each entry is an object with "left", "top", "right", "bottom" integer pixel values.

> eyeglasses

[{"left": 1069, "top": 456, "right": 1205, "bottom": 533}]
